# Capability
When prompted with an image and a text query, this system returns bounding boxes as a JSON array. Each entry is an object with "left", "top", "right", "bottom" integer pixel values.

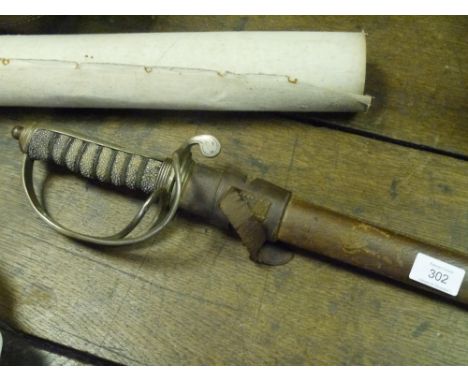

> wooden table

[{"left": 0, "top": 16, "right": 467, "bottom": 365}]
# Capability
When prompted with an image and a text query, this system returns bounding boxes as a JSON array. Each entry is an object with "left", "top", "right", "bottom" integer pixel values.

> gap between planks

[{"left": 280, "top": 113, "right": 468, "bottom": 162}]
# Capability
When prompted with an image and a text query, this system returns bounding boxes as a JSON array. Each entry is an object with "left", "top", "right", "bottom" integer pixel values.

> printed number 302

[{"left": 428, "top": 269, "right": 448, "bottom": 284}]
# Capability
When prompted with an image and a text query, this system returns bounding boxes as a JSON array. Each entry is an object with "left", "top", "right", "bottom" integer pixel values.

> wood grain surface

[{"left": 0, "top": 16, "right": 467, "bottom": 365}]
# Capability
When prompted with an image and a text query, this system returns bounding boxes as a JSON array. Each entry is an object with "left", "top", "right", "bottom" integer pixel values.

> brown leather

[
  {"left": 278, "top": 196, "right": 468, "bottom": 305},
  {"left": 219, "top": 187, "right": 267, "bottom": 259}
]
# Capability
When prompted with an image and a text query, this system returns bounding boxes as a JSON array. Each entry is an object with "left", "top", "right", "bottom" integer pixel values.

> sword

[{"left": 11, "top": 126, "right": 468, "bottom": 305}]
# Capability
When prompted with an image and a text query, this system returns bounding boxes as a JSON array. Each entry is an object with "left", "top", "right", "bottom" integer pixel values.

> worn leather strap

[{"left": 219, "top": 187, "right": 293, "bottom": 265}]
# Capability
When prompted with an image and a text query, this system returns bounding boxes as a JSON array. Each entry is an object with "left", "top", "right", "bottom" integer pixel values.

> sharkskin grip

[{"left": 26, "top": 129, "right": 162, "bottom": 193}]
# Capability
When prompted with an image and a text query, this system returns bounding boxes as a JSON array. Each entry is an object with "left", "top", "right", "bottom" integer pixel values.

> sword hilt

[
  {"left": 12, "top": 126, "right": 221, "bottom": 246},
  {"left": 14, "top": 126, "right": 170, "bottom": 193}
]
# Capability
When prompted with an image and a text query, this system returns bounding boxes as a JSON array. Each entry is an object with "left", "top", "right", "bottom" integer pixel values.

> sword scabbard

[{"left": 278, "top": 196, "right": 468, "bottom": 305}]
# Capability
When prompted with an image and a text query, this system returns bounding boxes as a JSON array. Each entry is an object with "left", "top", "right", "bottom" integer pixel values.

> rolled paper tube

[{"left": 0, "top": 32, "right": 371, "bottom": 112}]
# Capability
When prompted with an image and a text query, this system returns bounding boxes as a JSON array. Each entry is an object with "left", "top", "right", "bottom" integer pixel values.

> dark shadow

[
  {"left": 0, "top": 16, "right": 156, "bottom": 35},
  {"left": 0, "top": 269, "right": 16, "bottom": 333},
  {"left": 0, "top": 322, "right": 121, "bottom": 366},
  {"left": 0, "top": 264, "right": 119, "bottom": 365},
  {"left": 0, "top": 267, "right": 47, "bottom": 365},
  {"left": 0, "top": 328, "right": 47, "bottom": 366}
]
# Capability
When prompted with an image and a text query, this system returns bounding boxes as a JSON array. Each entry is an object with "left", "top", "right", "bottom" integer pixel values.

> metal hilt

[{"left": 12, "top": 126, "right": 221, "bottom": 246}]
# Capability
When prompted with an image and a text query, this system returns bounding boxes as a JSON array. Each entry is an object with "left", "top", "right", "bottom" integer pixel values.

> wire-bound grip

[{"left": 12, "top": 126, "right": 221, "bottom": 246}]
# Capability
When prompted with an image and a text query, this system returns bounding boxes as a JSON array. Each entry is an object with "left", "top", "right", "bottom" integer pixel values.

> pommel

[
  {"left": 11, "top": 125, "right": 23, "bottom": 139},
  {"left": 11, "top": 125, "right": 35, "bottom": 153}
]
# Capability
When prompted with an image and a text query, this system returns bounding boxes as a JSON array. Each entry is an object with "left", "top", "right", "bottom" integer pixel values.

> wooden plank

[
  {"left": 27, "top": 15, "right": 466, "bottom": 156},
  {"left": 0, "top": 110, "right": 467, "bottom": 365}
]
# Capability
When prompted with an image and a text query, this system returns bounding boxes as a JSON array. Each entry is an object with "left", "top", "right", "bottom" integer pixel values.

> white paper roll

[{"left": 0, "top": 32, "right": 372, "bottom": 112}]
